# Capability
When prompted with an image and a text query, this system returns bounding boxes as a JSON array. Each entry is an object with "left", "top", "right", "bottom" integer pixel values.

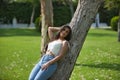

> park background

[{"left": 0, "top": 0, "right": 120, "bottom": 80}]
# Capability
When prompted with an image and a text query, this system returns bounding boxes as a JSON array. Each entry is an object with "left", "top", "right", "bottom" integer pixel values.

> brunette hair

[
  {"left": 55, "top": 25, "right": 72, "bottom": 41},
  {"left": 43, "top": 25, "right": 72, "bottom": 53}
]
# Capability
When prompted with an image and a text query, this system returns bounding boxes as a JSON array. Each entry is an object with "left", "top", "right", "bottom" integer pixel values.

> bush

[
  {"left": 98, "top": 7, "right": 119, "bottom": 26},
  {"left": 53, "top": 1, "right": 72, "bottom": 26},
  {"left": 35, "top": 16, "right": 41, "bottom": 32},
  {"left": 0, "top": 1, "right": 74, "bottom": 26},
  {"left": 110, "top": 16, "right": 119, "bottom": 31},
  {"left": 0, "top": 2, "right": 40, "bottom": 24},
  {"left": 53, "top": 6, "right": 71, "bottom": 26}
]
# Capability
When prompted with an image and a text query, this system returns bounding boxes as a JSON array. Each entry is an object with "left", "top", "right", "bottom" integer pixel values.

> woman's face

[{"left": 60, "top": 28, "right": 70, "bottom": 38}]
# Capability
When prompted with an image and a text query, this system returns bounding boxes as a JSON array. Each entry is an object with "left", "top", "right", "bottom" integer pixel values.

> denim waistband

[{"left": 38, "top": 54, "right": 57, "bottom": 65}]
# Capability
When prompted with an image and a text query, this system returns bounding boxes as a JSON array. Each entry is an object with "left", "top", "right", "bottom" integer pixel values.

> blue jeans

[{"left": 29, "top": 54, "right": 57, "bottom": 80}]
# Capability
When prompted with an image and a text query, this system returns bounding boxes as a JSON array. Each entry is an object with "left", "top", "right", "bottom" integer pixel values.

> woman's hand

[{"left": 41, "top": 62, "right": 50, "bottom": 70}]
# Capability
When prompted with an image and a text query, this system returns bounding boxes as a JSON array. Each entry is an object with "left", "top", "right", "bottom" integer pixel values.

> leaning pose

[{"left": 29, "top": 25, "right": 72, "bottom": 80}]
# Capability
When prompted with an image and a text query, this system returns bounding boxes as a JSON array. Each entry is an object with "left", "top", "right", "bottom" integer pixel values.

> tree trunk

[
  {"left": 68, "top": 0, "right": 74, "bottom": 17},
  {"left": 29, "top": 6, "right": 35, "bottom": 27},
  {"left": 118, "top": 10, "right": 120, "bottom": 42},
  {"left": 49, "top": 0, "right": 104, "bottom": 80},
  {"left": 64, "top": 0, "right": 74, "bottom": 17},
  {"left": 40, "top": 0, "right": 53, "bottom": 54}
]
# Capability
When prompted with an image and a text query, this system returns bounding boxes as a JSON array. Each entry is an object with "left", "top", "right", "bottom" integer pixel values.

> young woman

[{"left": 29, "top": 25, "right": 72, "bottom": 80}]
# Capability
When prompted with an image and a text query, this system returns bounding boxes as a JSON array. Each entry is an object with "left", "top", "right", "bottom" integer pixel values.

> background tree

[
  {"left": 27, "top": 0, "right": 39, "bottom": 27},
  {"left": 13, "top": 0, "right": 39, "bottom": 26},
  {"left": 53, "top": 0, "right": 74, "bottom": 18},
  {"left": 40, "top": 0, "right": 104, "bottom": 80},
  {"left": 63, "top": 0, "right": 74, "bottom": 17},
  {"left": 105, "top": 0, "right": 120, "bottom": 41},
  {"left": 68, "top": 0, "right": 74, "bottom": 17},
  {"left": 40, "top": 0, "right": 53, "bottom": 54}
]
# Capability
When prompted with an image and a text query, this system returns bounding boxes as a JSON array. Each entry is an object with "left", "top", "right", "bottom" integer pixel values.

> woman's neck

[{"left": 58, "top": 38, "right": 64, "bottom": 41}]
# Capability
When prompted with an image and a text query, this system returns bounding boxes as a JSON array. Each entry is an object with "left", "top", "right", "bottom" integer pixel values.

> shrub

[
  {"left": 0, "top": 2, "right": 40, "bottom": 24},
  {"left": 98, "top": 3, "right": 119, "bottom": 26},
  {"left": 35, "top": 16, "right": 41, "bottom": 32},
  {"left": 53, "top": 6, "right": 71, "bottom": 26},
  {"left": 110, "top": 16, "right": 119, "bottom": 31}
]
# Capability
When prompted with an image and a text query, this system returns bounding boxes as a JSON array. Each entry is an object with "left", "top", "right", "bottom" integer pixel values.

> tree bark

[
  {"left": 49, "top": 0, "right": 104, "bottom": 80},
  {"left": 40, "top": 0, "right": 53, "bottom": 54},
  {"left": 118, "top": 10, "right": 120, "bottom": 42}
]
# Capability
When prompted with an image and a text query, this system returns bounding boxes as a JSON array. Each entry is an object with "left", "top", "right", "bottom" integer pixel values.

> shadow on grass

[
  {"left": 75, "top": 63, "right": 120, "bottom": 71},
  {"left": 0, "top": 29, "right": 41, "bottom": 37}
]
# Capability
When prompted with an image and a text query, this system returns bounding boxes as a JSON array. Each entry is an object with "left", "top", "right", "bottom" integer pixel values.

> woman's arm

[
  {"left": 41, "top": 41, "right": 69, "bottom": 70},
  {"left": 48, "top": 27, "right": 61, "bottom": 41}
]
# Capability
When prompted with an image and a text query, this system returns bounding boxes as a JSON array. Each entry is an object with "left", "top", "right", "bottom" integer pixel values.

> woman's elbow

[{"left": 48, "top": 27, "right": 53, "bottom": 31}]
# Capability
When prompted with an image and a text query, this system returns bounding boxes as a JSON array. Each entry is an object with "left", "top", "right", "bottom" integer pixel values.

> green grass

[
  {"left": 0, "top": 28, "right": 120, "bottom": 80},
  {"left": 0, "top": 29, "right": 41, "bottom": 80},
  {"left": 70, "top": 29, "right": 120, "bottom": 80}
]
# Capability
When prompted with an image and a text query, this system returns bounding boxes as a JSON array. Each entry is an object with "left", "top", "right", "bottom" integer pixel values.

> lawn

[{"left": 0, "top": 28, "right": 120, "bottom": 80}]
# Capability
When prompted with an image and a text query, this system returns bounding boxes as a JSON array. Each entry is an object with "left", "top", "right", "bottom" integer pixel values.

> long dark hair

[
  {"left": 44, "top": 25, "right": 72, "bottom": 53},
  {"left": 55, "top": 25, "right": 72, "bottom": 41}
]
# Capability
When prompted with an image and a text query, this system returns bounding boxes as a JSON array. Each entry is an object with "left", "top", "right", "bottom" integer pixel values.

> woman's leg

[
  {"left": 34, "top": 63, "right": 57, "bottom": 80},
  {"left": 29, "top": 64, "right": 41, "bottom": 80},
  {"left": 29, "top": 56, "right": 45, "bottom": 80}
]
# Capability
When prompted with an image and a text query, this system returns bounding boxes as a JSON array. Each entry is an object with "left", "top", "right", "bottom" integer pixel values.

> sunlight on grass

[
  {"left": 0, "top": 29, "right": 41, "bottom": 80},
  {"left": 70, "top": 29, "right": 120, "bottom": 80}
]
